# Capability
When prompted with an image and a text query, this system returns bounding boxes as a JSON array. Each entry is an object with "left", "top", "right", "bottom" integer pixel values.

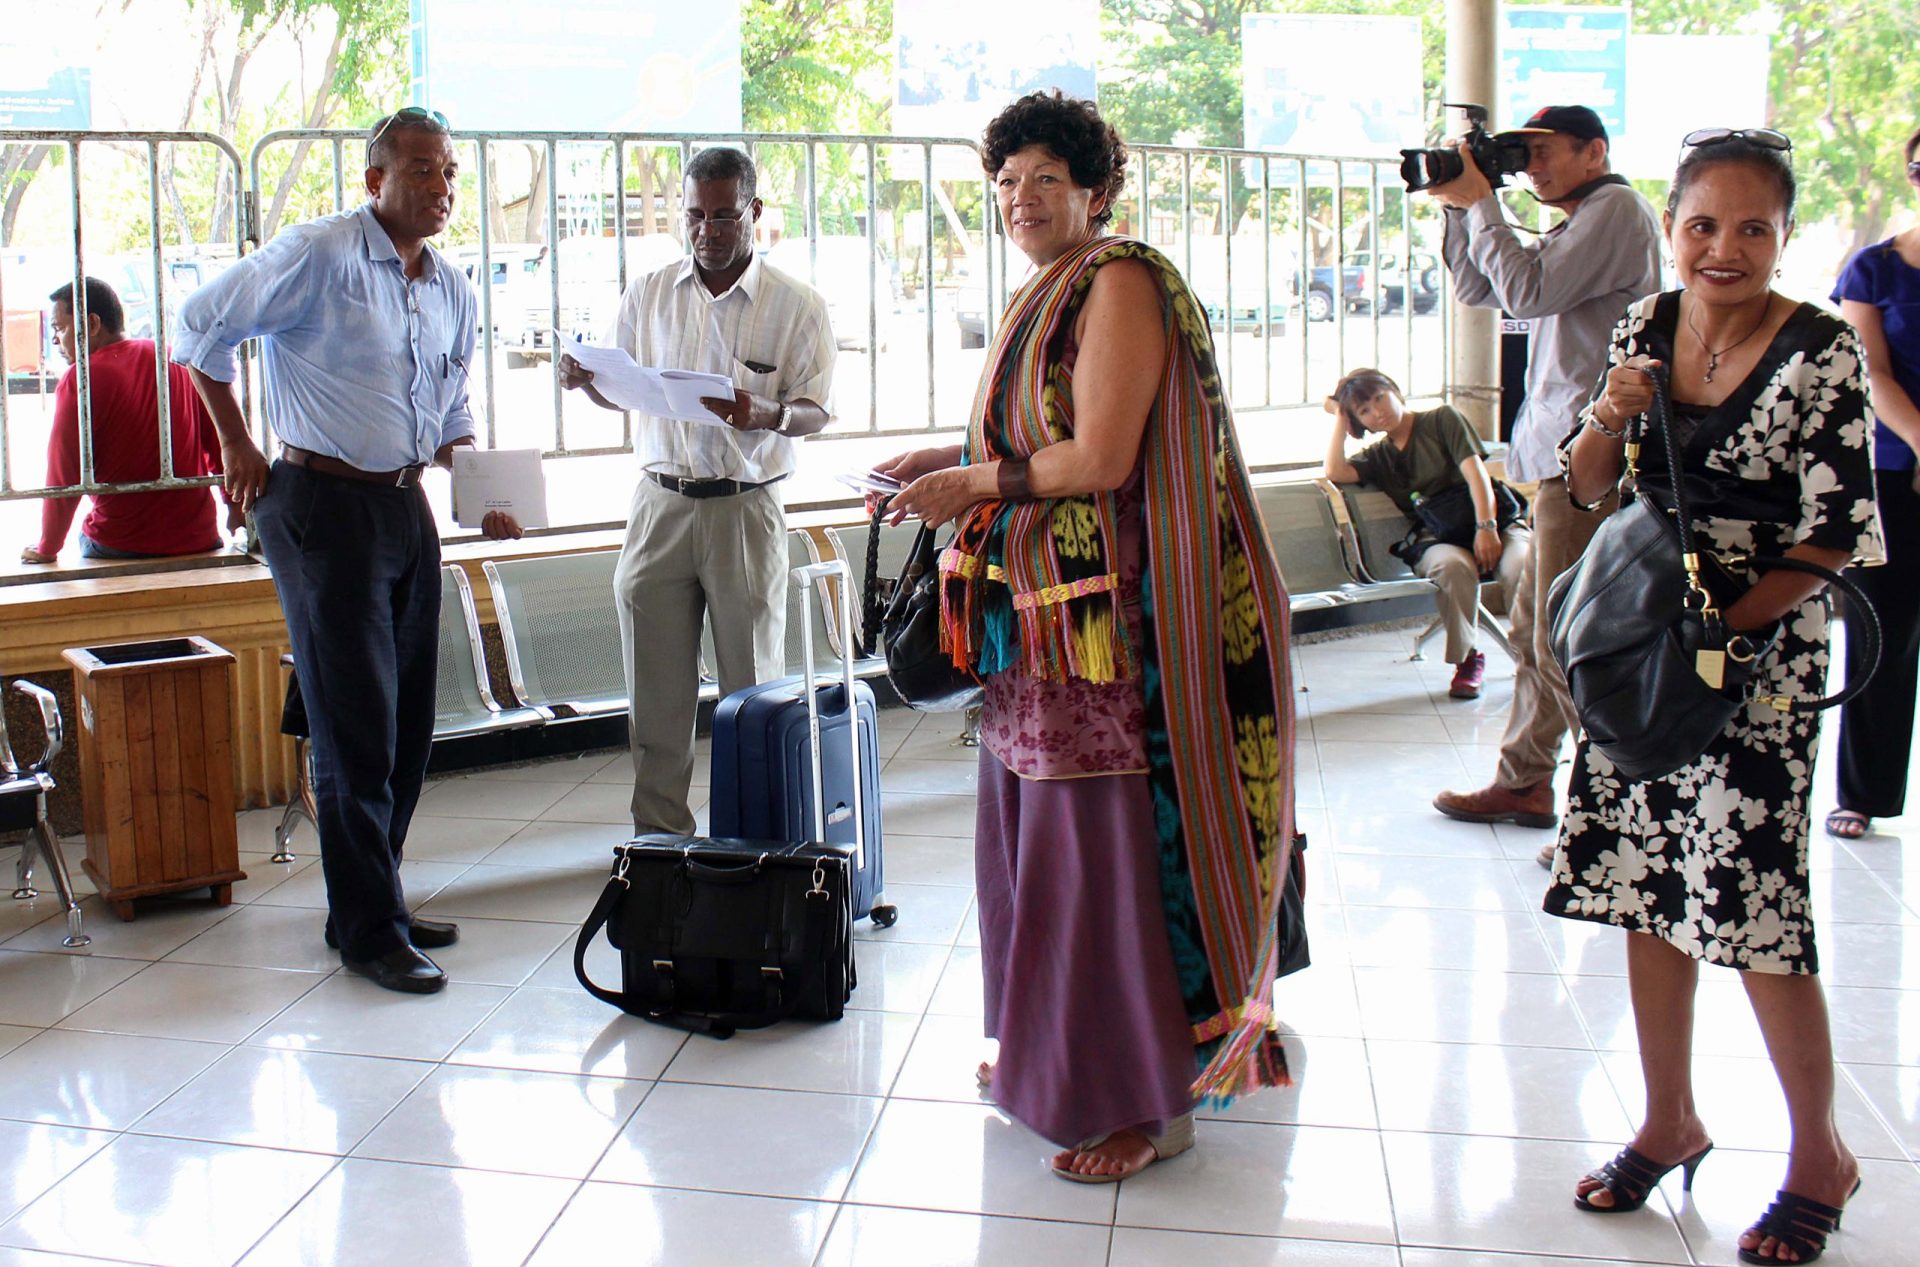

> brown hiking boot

[{"left": 1434, "top": 781, "right": 1557, "bottom": 829}]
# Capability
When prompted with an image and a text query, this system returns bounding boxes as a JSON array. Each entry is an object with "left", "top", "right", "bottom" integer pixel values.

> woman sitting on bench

[{"left": 1322, "top": 368, "right": 1529, "bottom": 700}]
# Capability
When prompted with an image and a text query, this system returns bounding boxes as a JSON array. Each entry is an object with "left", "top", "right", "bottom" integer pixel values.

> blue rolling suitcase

[{"left": 710, "top": 559, "right": 897, "bottom": 928}]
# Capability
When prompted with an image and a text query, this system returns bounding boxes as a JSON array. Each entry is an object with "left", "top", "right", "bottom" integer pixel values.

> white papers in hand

[
  {"left": 453, "top": 448, "right": 549, "bottom": 529},
  {"left": 557, "top": 333, "right": 735, "bottom": 426}
]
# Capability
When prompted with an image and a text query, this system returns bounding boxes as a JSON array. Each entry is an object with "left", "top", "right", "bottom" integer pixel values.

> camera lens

[{"left": 1400, "top": 147, "right": 1464, "bottom": 193}]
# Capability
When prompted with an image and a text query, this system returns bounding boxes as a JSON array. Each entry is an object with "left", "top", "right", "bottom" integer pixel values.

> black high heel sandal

[
  {"left": 1737, "top": 1179, "right": 1862, "bottom": 1264},
  {"left": 1573, "top": 1142, "right": 1713, "bottom": 1213}
]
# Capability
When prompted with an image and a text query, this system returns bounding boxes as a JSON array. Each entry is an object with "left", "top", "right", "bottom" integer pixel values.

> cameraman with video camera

[{"left": 1421, "top": 105, "right": 1662, "bottom": 852}]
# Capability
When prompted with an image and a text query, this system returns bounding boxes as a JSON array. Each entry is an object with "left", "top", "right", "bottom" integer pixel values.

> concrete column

[{"left": 1445, "top": 0, "right": 1501, "bottom": 440}]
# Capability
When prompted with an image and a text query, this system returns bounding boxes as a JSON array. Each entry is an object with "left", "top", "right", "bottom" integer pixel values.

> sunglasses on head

[
  {"left": 369, "top": 106, "right": 450, "bottom": 149},
  {"left": 1908, "top": 160, "right": 1920, "bottom": 181},
  {"left": 1681, "top": 127, "right": 1792, "bottom": 155}
]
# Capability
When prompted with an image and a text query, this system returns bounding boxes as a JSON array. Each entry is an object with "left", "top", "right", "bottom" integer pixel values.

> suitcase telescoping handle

[{"left": 792, "top": 559, "right": 865, "bottom": 870}]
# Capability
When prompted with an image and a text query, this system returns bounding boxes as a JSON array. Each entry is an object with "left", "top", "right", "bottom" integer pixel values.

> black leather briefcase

[{"left": 574, "top": 833, "right": 857, "bottom": 1038}]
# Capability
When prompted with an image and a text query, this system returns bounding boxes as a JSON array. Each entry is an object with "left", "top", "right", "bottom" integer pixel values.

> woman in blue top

[{"left": 1828, "top": 125, "right": 1920, "bottom": 840}]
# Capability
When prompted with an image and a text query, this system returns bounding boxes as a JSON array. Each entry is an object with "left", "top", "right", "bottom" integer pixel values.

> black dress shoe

[
  {"left": 408, "top": 918, "right": 459, "bottom": 949},
  {"left": 340, "top": 944, "right": 447, "bottom": 994},
  {"left": 325, "top": 919, "right": 460, "bottom": 951}
]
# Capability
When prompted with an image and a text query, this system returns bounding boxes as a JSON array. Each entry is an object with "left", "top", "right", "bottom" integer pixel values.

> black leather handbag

[
  {"left": 858, "top": 500, "right": 984, "bottom": 712},
  {"left": 1390, "top": 479, "right": 1527, "bottom": 569},
  {"left": 1547, "top": 366, "right": 1880, "bottom": 782},
  {"left": 574, "top": 834, "right": 856, "bottom": 1038}
]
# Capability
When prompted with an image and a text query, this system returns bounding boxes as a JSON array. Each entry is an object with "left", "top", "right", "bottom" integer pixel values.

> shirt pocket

[{"left": 729, "top": 355, "right": 781, "bottom": 401}]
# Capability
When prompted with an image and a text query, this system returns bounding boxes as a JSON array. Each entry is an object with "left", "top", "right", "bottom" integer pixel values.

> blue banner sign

[{"left": 1499, "top": 6, "right": 1628, "bottom": 139}]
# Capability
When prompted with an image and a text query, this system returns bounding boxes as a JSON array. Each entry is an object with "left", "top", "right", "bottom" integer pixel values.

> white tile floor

[{"left": 2, "top": 624, "right": 1918, "bottom": 1266}]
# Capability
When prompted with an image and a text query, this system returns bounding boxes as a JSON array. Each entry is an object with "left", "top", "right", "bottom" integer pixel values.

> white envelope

[{"left": 452, "top": 448, "right": 549, "bottom": 529}]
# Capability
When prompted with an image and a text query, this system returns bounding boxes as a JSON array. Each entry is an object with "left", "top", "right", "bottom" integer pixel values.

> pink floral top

[{"left": 981, "top": 466, "right": 1148, "bottom": 780}]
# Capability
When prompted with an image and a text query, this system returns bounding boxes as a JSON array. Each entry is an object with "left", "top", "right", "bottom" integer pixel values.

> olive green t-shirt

[{"left": 1348, "top": 405, "right": 1487, "bottom": 515}]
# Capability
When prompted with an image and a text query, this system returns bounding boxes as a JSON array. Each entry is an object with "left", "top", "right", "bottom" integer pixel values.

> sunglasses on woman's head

[
  {"left": 369, "top": 106, "right": 450, "bottom": 148},
  {"left": 1908, "top": 160, "right": 1920, "bottom": 183},
  {"left": 1681, "top": 128, "right": 1792, "bottom": 154}
]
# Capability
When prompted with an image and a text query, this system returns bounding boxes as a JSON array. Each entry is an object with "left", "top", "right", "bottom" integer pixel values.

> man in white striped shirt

[{"left": 561, "top": 146, "right": 836, "bottom": 835}]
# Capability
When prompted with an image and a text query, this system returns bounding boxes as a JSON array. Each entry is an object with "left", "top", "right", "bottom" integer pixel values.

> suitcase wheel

[{"left": 868, "top": 904, "right": 899, "bottom": 929}]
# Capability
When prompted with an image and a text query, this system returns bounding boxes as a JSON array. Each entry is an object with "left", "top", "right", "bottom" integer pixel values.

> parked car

[
  {"left": 505, "top": 234, "right": 685, "bottom": 367},
  {"left": 1328, "top": 247, "right": 1443, "bottom": 316},
  {"left": 764, "top": 235, "right": 901, "bottom": 352},
  {"left": 449, "top": 243, "right": 546, "bottom": 341},
  {"left": 1187, "top": 248, "right": 1297, "bottom": 337},
  {"left": 953, "top": 262, "right": 997, "bottom": 349}
]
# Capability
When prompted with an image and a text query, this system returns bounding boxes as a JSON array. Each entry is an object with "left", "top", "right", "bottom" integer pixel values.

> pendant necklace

[{"left": 1685, "top": 295, "right": 1771, "bottom": 384}]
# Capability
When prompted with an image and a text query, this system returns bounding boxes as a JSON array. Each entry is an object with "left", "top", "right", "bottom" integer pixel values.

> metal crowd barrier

[
  {"left": 0, "top": 127, "right": 1450, "bottom": 505},
  {"left": 0, "top": 131, "right": 247, "bottom": 504}
]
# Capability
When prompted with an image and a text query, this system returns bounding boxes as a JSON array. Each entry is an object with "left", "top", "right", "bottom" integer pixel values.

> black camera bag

[{"left": 574, "top": 834, "right": 856, "bottom": 1038}]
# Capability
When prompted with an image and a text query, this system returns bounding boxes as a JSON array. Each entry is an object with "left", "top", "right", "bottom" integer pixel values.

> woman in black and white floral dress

[{"left": 1547, "top": 133, "right": 1883, "bottom": 1265}]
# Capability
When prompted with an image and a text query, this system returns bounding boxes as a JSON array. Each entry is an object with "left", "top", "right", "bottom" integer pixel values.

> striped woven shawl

[{"left": 939, "top": 236, "right": 1300, "bottom": 1101}]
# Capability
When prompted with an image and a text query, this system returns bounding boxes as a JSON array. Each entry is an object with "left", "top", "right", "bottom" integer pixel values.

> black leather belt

[
  {"left": 648, "top": 471, "right": 786, "bottom": 499},
  {"left": 282, "top": 445, "right": 426, "bottom": 488}
]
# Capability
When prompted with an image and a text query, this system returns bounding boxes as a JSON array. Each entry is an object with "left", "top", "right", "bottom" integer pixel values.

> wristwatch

[
  {"left": 1476, "top": 518, "right": 1498, "bottom": 533},
  {"left": 774, "top": 402, "right": 794, "bottom": 435}
]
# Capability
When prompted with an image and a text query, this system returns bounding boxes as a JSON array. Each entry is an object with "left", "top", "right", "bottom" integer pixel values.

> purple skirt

[{"left": 975, "top": 748, "right": 1196, "bottom": 1147}]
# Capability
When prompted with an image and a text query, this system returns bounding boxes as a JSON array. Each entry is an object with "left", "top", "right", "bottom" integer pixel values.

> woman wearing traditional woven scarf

[
  {"left": 876, "top": 90, "right": 1304, "bottom": 1183},
  {"left": 1552, "top": 131, "right": 1882, "bottom": 1264}
]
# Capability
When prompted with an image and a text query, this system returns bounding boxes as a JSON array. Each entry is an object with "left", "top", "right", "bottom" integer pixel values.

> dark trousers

[
  {"left": 1836, "top": 467, "right": 1920, "bottom": 818},
  {"left": 253, "top": 460, "right": 441, "bottom": 959}
]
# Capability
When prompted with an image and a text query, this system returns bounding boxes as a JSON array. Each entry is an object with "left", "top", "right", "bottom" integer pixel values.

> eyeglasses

[
  {"left": 683, "top": 209, "right": 749, "bottom": 230},
  {"left": 368, "top": 106, "right": 450, "bottom": 149},
  {"left": 1681, "top": 128, "right": 1793, "bottom": 154}
]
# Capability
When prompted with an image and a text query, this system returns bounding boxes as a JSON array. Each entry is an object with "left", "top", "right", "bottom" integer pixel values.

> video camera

[{"left": 1400, "top": 104, "right": 1531, "bottom": 193}]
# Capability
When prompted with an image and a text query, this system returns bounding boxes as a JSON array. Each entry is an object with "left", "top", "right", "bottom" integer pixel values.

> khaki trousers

[
  {"left": 1412, "top": 524, "right": 1532, "bottom": 664},
  {"left": 615, "top": 478, "right": 788, "bottom": 835},
  {"left": 1493, "top": 476, "right": 1617, "bottom": 791}
]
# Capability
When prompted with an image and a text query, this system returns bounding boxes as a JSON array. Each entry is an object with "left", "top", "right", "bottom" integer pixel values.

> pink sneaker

[{"left": 1449, "top": 650, "right": 1486, "bottom": 700}]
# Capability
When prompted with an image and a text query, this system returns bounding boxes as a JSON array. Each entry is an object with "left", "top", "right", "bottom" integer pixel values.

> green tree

[
  {"left": 742, "top": 0, "right": 894, "bottom": 135},
  {"left": 1099, "top": 0, "right": 1445, "bottom": 150},
  {"left": 162, "top": 0, "right": 409, "bottom": 246},
  {"left": 1635, "top": 0, "right": 1920, "bottom": 261},
  {"left": 1098, "top": 0, "right": 1446, "bottom": 258}
]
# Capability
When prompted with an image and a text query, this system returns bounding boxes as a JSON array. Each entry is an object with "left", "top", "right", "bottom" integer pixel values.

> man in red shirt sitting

[{"left": 21, "top": 276, "right": 230, "bottom": 564}]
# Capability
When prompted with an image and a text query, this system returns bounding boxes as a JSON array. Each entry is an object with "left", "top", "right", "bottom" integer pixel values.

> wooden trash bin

[{"left": 62, "top": 636, "right": 246, "bottom": 920}]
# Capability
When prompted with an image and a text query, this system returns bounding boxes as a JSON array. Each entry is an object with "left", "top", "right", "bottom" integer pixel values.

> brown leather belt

[
  {"left": 281, "top": 445, "right": 427, "bottom": 488},
  {"left": 648, "top": 471, "right": 787, "bottom": 499}
]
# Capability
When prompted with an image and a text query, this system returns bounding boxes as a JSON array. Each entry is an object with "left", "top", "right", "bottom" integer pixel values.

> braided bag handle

[{"left": 857, "top": 496, "right": 892, "bottom": 658}]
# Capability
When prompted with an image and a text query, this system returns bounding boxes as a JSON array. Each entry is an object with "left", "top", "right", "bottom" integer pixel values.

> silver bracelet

[{"left": 1584, "top": 409, "right": 1627, "bottom": 440}]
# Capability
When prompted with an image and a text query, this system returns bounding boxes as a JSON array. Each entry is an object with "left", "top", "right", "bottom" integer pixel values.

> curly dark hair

[{"left": 981, "top": 91, "right": 1128, "bottom": 224}]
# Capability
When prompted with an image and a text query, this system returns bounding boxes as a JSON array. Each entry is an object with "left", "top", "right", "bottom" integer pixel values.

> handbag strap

[
  {"left": 572, "top": 859, "right": 843, "bottom": 1040},
  {"left": 1631, "top": 361, "right": 1884, "bottom": 715},
  {"left": 858, "top": 496, "right": 891, "bottom": 658},
  {"left": 1736, "top": 553, "right": 1882, "bottom": 715}
]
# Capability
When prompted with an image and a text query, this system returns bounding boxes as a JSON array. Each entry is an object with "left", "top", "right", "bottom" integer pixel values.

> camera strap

[
  {"left": 1500, "top": 173, "right": 1632, "bottom": 236},
  {"left": 1535, "top": 172, "right": 1631, "bottom": 208}
]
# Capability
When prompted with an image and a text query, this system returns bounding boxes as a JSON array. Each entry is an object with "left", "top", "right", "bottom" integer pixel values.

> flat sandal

[{"left": 1051, "top": 1114, "right": 1195, "bottom": 1184}]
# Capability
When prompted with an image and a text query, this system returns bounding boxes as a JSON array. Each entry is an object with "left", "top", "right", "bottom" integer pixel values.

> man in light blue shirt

[{"left": 176, "top": 110, "right": 517, "bottom": 994}]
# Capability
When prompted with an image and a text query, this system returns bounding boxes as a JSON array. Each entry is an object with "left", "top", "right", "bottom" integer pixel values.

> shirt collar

[
  {"left": 355, "top": 203, "right": 442, "bottom": 284},
  {"left": 673, "top": 249, "right": 761, "bottom": 303}
]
